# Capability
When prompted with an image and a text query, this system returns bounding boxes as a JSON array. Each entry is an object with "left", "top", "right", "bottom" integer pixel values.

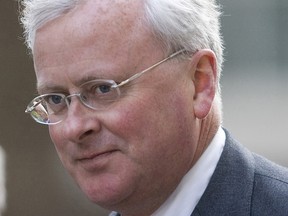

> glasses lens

[
  {"left": 27, "top": 94, "right": 66, "bottom": 124},
  {"left": 26, "top": 80, "right": 121, "bottom": 124},
  {"left": 28, "top": 98, "right": 50, "bottom": 124},
  {"left": 80, "top": 80, "right": 120, "bottom": 110}
]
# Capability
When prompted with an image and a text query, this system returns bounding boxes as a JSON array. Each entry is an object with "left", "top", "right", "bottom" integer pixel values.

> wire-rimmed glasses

[{"left": 25, "top": 49, "right": 185, "bottom": 125}]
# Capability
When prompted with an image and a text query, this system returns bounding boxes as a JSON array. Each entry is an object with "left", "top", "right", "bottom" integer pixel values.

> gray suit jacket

[
  {"left": 110, "top": 129, "right": 288, "bottom": 216},
  {"left": 192, "top": 129, "right": 288, "bottom": 216}
]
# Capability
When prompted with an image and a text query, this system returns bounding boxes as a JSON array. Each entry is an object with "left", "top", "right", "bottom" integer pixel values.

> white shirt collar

[{"left": 151, "top": 127, "right": 226, "bottom": 216}]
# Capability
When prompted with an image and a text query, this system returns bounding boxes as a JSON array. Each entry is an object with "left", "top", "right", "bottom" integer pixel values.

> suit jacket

[
  {"left": 191, "top": 129, "right": 288, "bottom": 216},
  {"left": 110, "top": 129, "right": 288, "bottom": 216}
]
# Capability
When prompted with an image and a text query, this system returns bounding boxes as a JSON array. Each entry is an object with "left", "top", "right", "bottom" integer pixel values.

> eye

[
  {"left": 45, "top": 94, "right": 64, "bottom": 105},
  {"left": 90, "top": 83, "right": 114, "bottom": 95},
  {"left": 41, "top": 94, "right": 67, "bottom": 114},
  {"left": 81, "top": 80, "right": 119, "bottom": 104},
  {"left": 96, "top": 84, "right": 112, "bottom": 94}
]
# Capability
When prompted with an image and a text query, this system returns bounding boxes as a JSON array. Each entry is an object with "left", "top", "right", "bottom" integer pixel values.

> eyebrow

[
  {"left": 37, "top": 82, "right": 67, "bottom": 94},
  {"left": 36, "top": 74, "right": 115, "bottom": 94},
  {"left": 74, "top": 74, "right": 109, "bottom": 86}
]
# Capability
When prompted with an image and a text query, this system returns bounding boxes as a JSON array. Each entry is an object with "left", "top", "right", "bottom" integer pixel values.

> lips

[
  {"left": 79, "top": 150, "right": 117, "bottom": 161},
  {"left": 77, "top": 149, "right": 119, "bottom": 171}
]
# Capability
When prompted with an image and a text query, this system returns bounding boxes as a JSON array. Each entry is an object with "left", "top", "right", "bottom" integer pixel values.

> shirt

[{"left": 151, "top": 127, "right": 226, "bottom": 216}]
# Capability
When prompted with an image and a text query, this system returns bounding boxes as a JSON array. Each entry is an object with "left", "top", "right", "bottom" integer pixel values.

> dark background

[{"left": 0, "top": 0, "right": 287, "bottom": 215}]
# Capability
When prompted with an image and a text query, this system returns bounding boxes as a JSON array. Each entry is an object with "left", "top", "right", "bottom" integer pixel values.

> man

[{"left": 21, "top": 0, "right": 288, "bottom": 215}]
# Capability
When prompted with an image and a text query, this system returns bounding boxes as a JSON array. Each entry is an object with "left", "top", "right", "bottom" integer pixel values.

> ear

[{"left": 190, "top": 49, "right": 217, "bottom": 119}]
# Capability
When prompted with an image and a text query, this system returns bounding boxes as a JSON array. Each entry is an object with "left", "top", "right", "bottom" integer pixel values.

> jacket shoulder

[{"left": 252, "top": 153, "right": 288, "bottom": 216}]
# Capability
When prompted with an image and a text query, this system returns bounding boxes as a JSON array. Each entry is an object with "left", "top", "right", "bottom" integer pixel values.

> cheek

[
  {"left": 107, "top": 90, "right": 196, "bottom": 172},
  {"left": 48, "top": 126, "right": 69, "bottom": 165},
  {"left": 48, "top": 127, "right": 60, "bottom": 150},
  {"left": 112, "top": 97, "right": 197, "bottom": 200},
  {"left": 49, "top": 126, "right": 62, "bottom": 149}
]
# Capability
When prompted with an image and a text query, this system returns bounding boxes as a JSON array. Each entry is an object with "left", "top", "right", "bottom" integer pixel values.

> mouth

[{"left": 77, "top": 150, "right": 119, "bottom": 171}]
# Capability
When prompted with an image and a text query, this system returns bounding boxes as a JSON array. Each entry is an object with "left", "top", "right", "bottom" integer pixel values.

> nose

[
  {"left": 61, "top": 96, "right": 101, "bottom": 143},
  {"left": 65, "top": 93, "right": 82, "bottom": 107}
]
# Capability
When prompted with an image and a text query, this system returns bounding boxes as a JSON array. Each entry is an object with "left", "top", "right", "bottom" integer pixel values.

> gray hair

[
  {"left": 145, "top": 0, "right": 224, "bottom": 74},
  {"left": 20, "top": 0, "right": 224, "bottom": 107},
  {"left": 20, "top": 0, "right": 223, "bottom": 66},
  {"left": 20, "top": 0, "right": 78, "bottom": 52}
]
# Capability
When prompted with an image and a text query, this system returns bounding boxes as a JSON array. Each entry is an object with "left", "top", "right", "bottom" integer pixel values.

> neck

[{"left": 192, "top": 105, "right": 221, "bottom": 165}]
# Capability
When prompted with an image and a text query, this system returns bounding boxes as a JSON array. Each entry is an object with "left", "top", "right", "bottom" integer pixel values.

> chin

[{"left": 77, "top": 172, "right": 134, "bottom": 208}]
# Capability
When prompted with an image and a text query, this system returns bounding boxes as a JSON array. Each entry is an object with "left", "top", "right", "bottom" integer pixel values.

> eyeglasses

[{"left": 25, "top": 49, "right": 185, "bottom": 125}]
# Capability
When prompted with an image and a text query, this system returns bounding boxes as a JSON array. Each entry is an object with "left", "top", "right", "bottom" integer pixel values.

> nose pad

[{"left": 65, "top": 93, "right": 82, "bottom": 107}]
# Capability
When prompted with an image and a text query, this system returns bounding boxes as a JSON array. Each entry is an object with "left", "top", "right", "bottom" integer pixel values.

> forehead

[
  {"left": 34, "top": 0, "right": 147, "bottom": 59},
  {"left": 33, "top": 0, "right": 163, "bottom": 89}
]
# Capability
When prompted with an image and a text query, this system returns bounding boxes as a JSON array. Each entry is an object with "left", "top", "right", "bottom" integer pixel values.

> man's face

[{"left": 33, "top": 0, "right": 199, "bottom": 211}]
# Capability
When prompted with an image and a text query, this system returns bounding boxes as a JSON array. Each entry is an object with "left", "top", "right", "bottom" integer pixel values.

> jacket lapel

[{"left": 191, "top": 129, "right": 255, "bottom": 216}]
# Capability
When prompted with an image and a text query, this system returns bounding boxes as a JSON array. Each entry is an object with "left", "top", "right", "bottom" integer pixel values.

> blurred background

[{"left": 0, "top": 0, "right": 287, "bottom": 215}]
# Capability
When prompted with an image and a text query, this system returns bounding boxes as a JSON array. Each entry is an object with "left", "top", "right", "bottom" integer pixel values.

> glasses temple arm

[{"left": 117, "top": 49, "right": 185, "bottom": 87}]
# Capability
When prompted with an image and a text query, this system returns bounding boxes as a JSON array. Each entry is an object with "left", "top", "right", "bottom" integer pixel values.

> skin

[{"left": 33, "top": 0, "right": 220, "bottom": 215}]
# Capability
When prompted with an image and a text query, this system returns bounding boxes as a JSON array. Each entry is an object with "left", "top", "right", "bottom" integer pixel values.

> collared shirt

[
  {"left": 151, "top": 127, "right": 226, "bottom": 216},
  {"left": 109, "top": 127, "right": 226, "bottom": 216}
]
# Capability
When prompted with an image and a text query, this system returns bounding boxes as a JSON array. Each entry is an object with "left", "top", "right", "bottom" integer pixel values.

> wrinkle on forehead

[
  {"left": 34, "top": 0, "right": 149, "bottom": 63},
  {"left": 74, "top": 0, "right": 147, "bottom": 42}
]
